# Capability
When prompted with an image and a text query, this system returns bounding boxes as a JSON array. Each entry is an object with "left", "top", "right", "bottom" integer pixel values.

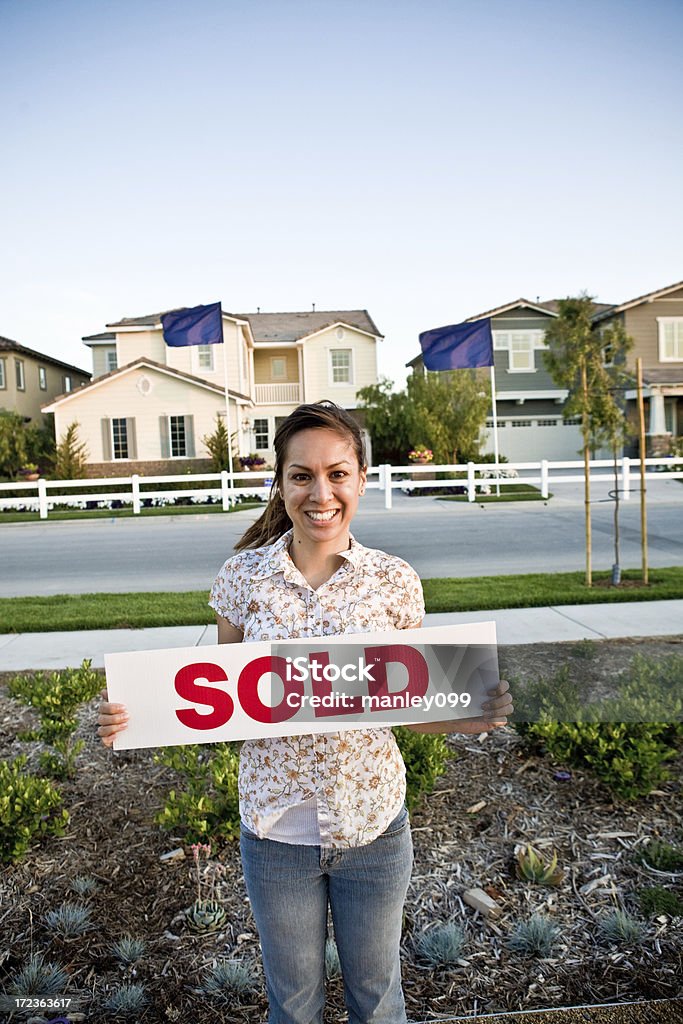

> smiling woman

[{"left": 98, "top": 400, "right": 512, "bottom": 1024}]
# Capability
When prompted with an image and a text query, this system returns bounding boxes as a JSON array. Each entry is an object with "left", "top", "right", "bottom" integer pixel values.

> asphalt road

[{"left": 1, "top": 480, "right": 681, "bottom": 598}]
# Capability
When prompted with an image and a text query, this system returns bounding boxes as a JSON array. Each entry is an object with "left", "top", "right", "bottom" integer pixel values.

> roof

[
  {"left": 82, "top": 332, "right": 116, "bottom": 343},
  {"left": 592, "top": 279, "right": 683, "bottom": 322},
  {"left": 464, "top": 298, "right": 560, "bottom": 322},
  {"left": 0, "top": 335, "right": 90, "bottom": 377},
  {"left": 42, "top": 357, "right": 251, "bottom": 410},
  {"left": 642, "top": 367, "right": 683, "bottom": 386},
  {"left": 105, "top": 307, "right": 382, "bottom": 342},
  {"left": 235, "top": 310, "right": 383, "bottom": 343},
  {"left": 538, "top": 299, "right": 615, "bottom": 317}
]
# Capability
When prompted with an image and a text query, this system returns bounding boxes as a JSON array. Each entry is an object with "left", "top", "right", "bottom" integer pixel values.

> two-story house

[
  {"left": 0, "top": 335, "right": 90, "bottom": 423},
  {"left": 407, "top": 280, "right": 683, "bottom": 461},
  {"left": 43, "top": 307, "right": 382, "bottom": 475}
]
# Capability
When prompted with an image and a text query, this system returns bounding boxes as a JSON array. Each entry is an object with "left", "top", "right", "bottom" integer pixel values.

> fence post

[
  {"left": 541, "top": 459, "right": 549, "bottom": 499},
  {"left": 467, "top": 462, "right": 475, "bottom": 502},
  {"left": 221, "top": 470, "right": 231, "bottom": 511},
  {"left": 384, "top": 464, "right": 393, "bottom": 509},
  {"left": 378, "top": 464, "right": 385, "bottom": 491},
  {"left": 622, "top": 456, "right": 631, "bottom": 501},
  {"left": 131, "top": 474, "right": 141, "bottom": 515},
  {"left": 38, "top": 477, "right": 48, "bottom": 519}
]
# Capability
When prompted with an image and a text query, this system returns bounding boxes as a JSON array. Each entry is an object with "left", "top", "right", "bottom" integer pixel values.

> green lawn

[
  {"left": 2, "top": 567, "right": 681, "bottom": 633},
  {"left": 0, "top": 502, "right": 264, "bottom": 523},
  {"left": 437, "top": 483, "right": 551, "bottom": 502}
]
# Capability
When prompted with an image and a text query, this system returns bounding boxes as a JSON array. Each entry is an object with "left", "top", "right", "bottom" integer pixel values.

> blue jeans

[{"left": 240, "top": 806, "right": 413, "bottom": 1024}]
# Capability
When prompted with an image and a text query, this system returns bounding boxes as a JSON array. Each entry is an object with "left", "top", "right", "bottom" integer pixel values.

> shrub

[
  {"left": 102, "top": 983, "right": 148, "bottom": 1015},
  {"left": 513, "top": 656, "right": 683, "bottom": 799},
  {"left": 53, "top": 421, "right": 89, "bottom": 479},
  {"left": 70, "top": 875, "right": 98, "bottom": 898},
  {"left": 325, "top": 938, "right": 342, "bottom": 979},
  {"left": 597, "top": 910, "right": 646, "bottom": 945},
  {"left": 507, "top": 915, "right": 559, "bottom": 957},
  {"left": 416, "top": 922, "right": 465, "bottom": 966},
  {"left": 45, "top": 901, "right": 94, "bottom": 938},
  {"left": 0, "top": 757, "right": 69, "bottom": 863},
  {"left": 637, "top": 838, "right": 683, "bottom": 873},
  {"left": 200, "top": 960, "right": 259, "bottom": 1000},
  {"left": 112, "top": 936, "right": 147, "bottom": 965},
  {"left": 0, "top": 954, "right": 70, "bottom": 1013},
  {"left": 8, "top": 659, "right": 102, "bottom": 777},
  {"left": 392, "top": 727, "right": 454, "bottom": 810},
  {"left": 154, "top": 743, "right": 241, "bottom": 843},
  {"left": 639, "top": 886, "right": 683, "bottom": 917}
]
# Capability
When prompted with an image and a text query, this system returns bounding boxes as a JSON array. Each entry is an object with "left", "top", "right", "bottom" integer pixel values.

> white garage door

[{"left": 481, "top": 418, "right": 585, "bottom": 462}]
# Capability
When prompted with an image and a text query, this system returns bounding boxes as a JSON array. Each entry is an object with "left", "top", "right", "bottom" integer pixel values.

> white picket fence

[{"left": 0, "top": 457, "right": 681, "bottom": 519}]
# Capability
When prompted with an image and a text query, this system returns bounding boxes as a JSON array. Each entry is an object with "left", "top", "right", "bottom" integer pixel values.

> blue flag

[
  {"left": 419, "top": 318, "right": 493, "bottom": 370},
  {"left": 161, "top": 302, "right": 224, "bottom": 347}
]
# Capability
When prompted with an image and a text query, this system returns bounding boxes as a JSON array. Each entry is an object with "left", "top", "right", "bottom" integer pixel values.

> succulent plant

[
  {"left": 185, "top": 898, "right": 227, "bottom": 933},
  {"left": 515, "top": 844, "right": 565, "bottom": 886}
]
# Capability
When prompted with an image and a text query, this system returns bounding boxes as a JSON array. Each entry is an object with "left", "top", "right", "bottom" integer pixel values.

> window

[
  {"left": 537, "top": 419, "right": 558, "bottom": 426},
  {"left": 112, "top": 418, "right": 129, "bottom": 459},
  {"left": 511, "top": 419, "right": 532, "bottom": 427},
  {"left": 197, "top": 345, "right": 214, "bottom": 371},
  {"left": 0, "top": 358, "right": 6, "bottom": 389},
  {"left": 63, "top": 375, "right": 72, "bottom": 393},
  {"left": 658, "top": 318, "right": 683, "bottom": 361},
  {"left": 106, "top": 350, "right": 118, "bottom": 372},
  {"left": 15, "top": 359, "right": 25, "bottom": 390},
  {"left": 253, "top": 418, "right": 269, "bottom": 449},
  {"left": 330, "top": 348, "right": 352, "bottom": 384},
  {"left": 170, "top": 415, "right": 187, "bottom": 457},
  {"left": 39, "top": 366, "right": 47, "bottom": 390},
  {"left": 493, "top": 330, "right": 545, "bottom": 372},
  {"left": 271, "top": 356, "right": 286, "bottom": 379}
]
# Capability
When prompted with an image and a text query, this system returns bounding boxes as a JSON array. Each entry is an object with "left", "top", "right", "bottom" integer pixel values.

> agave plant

[{"left": 515, "top": 845, "right": 565, "bottom": 886}]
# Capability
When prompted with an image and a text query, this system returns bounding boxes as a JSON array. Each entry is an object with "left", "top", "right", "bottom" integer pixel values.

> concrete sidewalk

[{"left": 1, "top": 600, "right": 681, "bottom": 671}]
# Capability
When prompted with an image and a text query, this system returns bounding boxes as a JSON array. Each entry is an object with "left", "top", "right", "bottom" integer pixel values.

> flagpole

[
  {"left": 220, "top": 312, "right": 234, "bottom": 485},
  {"left": 490, "top": 364, "right": 501, "bottom": 496}
]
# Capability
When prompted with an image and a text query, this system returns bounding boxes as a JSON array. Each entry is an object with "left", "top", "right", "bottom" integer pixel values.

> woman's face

[{"left": 280, "top": 428, "right": 366, "bottom": 549}]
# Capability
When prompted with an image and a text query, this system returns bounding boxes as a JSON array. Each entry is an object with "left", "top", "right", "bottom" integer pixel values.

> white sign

[{"left": 104, "top": 621, "right": 498, "bottom": 750}]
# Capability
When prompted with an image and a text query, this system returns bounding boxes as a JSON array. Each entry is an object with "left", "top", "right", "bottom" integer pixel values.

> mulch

[{"left": 0, "top": 637, "right": 682, "bottom": 1023}]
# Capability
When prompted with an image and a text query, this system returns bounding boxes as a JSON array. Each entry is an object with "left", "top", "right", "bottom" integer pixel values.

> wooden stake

[
  {"left": 636, "top": 357, "right": 648, "bottom": 584},
  {"left": 581, "top": 359, "right": 592, "bottom": 587}
]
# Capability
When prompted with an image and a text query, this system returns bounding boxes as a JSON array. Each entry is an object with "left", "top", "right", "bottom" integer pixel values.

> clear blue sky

[{"left": 2, "top": 0, "right": 681, "bottom": 385}]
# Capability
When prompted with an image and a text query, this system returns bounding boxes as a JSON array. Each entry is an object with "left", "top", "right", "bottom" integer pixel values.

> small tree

[
  {"left": 54, "top": 422, "right": 89, "bottom": 479},
  {"left": 0, "top": 411, "right": 30, "bottom": 478},
  {"left": 543, "top": 296, "right": 633, "bottom": 586},
  {"left": 201, "top": 415, "right": 237, "bottom": 472},
  {"left": 358, "top": 372, "right": 490, "bottom": 465}
]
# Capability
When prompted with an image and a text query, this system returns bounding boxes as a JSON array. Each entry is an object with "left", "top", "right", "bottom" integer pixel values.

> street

[{"left": 0, "top": 477, "right": 681, "bottom": 598}]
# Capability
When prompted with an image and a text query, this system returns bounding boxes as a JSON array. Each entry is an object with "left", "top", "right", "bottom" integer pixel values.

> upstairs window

[
  {"left": 658, "top": 318, "right": 683, "bottom": 361},
  {"left": 197, "top": 345, "right": 215, "bottom": 371},
  {"left": 16, "top": 359, "right": 25, "bottom": 390},
  {"left": 0, "top": 358, "right": 5, "bottom": 389},
  {"left": 330, "top": 348, "right": 352, "bottom": 384},
  {"left": 493, "top": 330, "right": 545, "bottom": 372},
  {"left": 39, "top": 366, "right": 47, "bottom": 390},
  {"left": 63, "top": 375, "right": 72, "bottom": 393},
  {"left": 106, "top": 350, "right": 118, "bottom": 372},
  {"left": 271, "top": 357, "right": 286, "bottom": 379}
]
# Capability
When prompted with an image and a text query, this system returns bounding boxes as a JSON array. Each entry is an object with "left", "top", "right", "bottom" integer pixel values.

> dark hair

[{"left": 235, "top": 401, "right": 366, "bottom": 551}]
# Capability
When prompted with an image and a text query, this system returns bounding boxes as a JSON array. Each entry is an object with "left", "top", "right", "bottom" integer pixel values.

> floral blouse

[{"left": 209, "top": 529, "right": 425, "bottom": 848}]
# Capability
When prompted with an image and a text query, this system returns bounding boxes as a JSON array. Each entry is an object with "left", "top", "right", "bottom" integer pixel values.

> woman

[{"left": 99, "top": 401, "right": 512, "bottom": 1024}]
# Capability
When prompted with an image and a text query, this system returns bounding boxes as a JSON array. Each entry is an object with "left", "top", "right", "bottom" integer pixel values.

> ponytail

[{"left": 234, "top": 486, "right": 292, "bottom": 551}]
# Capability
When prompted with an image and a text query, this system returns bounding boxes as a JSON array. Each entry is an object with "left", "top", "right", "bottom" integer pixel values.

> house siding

[
  {"left": 0, "top": 350, "right": 89, "bottom": 421},
  {"left": 621, "top": 291, "right": 683, "bottom": 368},
  {"left": 302, "top": 326, "right": 377, "bottom": 407},
  {"left": 253, "top": 348, "right": 300, "bottom": 383},
  {"left": 50, "top": 366, "right": 238, "bottom": 463},
  {"left": 490, "top": 312, "right": 559, "bottom": 392}
]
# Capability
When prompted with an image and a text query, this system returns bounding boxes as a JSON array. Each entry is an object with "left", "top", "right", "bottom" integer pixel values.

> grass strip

[
  {"left": 2, "top": 567, "right": 682, "bottom": 633},
  {"left": 0, "top": 502, "right": 264, "bottom": 523}
]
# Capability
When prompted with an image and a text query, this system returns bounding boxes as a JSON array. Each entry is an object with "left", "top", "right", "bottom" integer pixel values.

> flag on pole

[
  {"left": 161, "top": 302, "right": 224, "bottom": 347},
  {"left": 419, "top": 318, "right": 494, "bottom": 370}
]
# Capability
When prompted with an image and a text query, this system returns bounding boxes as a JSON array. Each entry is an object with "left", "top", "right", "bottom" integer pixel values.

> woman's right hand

[{"left": 97, "top": 688, "right": 129, "bottom": 747}]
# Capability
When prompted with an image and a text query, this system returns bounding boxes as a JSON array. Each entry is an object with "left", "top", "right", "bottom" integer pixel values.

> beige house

[
  {"left": 0, "top": 335, "right": 90, "bottom": 423},
  {"left": 592, "top": 279, "right": 683, "bottom": 454},
  {"left": 44, "top": 307, "right": 382, "bottom": 474}
]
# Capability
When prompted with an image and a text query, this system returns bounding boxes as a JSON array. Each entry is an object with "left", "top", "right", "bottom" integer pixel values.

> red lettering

[
  {"left": 309, "top": 651, "right": 363, "bottom": 717},
  {"left": 238, "top": 656, "right": 301, "bottom": 723},
  {"left": 364, "top": 645, "right": 429, "bottom": 707},
  {"left": 174, "top": 662, "right": 233, "bottom": 731}
]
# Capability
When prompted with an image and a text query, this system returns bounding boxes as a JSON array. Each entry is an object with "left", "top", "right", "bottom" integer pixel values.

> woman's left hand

[{"left": 407, "top": 679, "right": 513, "bottom": 735}]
